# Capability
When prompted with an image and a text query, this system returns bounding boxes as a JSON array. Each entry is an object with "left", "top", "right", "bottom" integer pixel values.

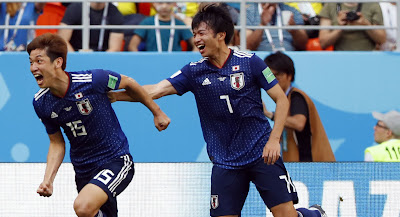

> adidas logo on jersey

[
  {"left": 51, "top": 112, "right": 58, "bottom": 119},
  {"left": 202, "top": 78, "right": 211, "bottom": 86}
]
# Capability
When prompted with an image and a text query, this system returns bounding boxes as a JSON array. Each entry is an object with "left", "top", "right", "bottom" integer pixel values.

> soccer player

[
  {"left": 110, "top": 4, "right": 327, "bottom": 217},
  {"left": 28, "top": 33, "right": 170, "bottom": 217}
]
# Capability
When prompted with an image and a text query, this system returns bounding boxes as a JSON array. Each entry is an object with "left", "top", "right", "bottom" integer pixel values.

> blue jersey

[
  {"left": 167, "top": 50, "right": 278, "bottom": 169},
  {"left": 33, "top": 69, "right": 130, "bottom": 177}
]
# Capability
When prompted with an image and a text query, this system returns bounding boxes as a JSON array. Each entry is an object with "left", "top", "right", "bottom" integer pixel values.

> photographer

[{"left": 318, "top": 2, "right": 386, "bottom": 50}]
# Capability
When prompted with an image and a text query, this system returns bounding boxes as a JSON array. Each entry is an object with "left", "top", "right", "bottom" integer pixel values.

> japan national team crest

[
  {"left": 230, "top": 73, "right": 245, "bottom": 90},
  {"left": 211, "top": 195, "right": 219, "bottom": 209},
  {"left": 76, "top": 98, "right": 93, "bottom": 115}
]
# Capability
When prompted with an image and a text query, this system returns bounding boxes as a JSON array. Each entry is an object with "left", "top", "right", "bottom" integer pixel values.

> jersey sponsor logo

[
  {"left": 211, "top": 195, "right": 219, "bottom": 209},
  {"left": 230, "top": 73, "right": 245, "bottom": 90},
  {"left": 232, "top": 65, "right": 240, "bottom": 71},
  {"left": 202, "top": 78, "right": 211, "bottom": 86},
  {"left": 51, "top": 112, "right": 58, "bottom": 119},
  {"left": 75, "top": 92, "right": 83, "bottom": 99},
  {"left": 262, "top": 67, "right": 276, "bottom": 84},
  {"left": 76, "top": 98, "right": 93, "bottom": 115},
  {"left": 108, "top": 75, "right": 118, "bottom": 89}
]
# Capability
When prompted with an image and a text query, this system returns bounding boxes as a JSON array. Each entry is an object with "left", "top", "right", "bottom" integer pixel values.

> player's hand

[
  {"left": 262, "top": 139, "right": 281, "bottom": 165},
  {"left": 37, "top": 181, "right": 53, "bottom": 197},
  {"left": 107, "top": 91, "right": 117, "bottom": 103},
  {"left": 154, "top": 111, "right": 171, "bottom": 131}
]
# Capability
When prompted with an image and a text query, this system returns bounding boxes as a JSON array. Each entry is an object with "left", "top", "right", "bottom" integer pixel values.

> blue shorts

[
  {"left": 75, "top": 154, "right": 134, "bottom": 217},
  {"left": 210, "top": 157, "right": 298, "bottom": 216}
]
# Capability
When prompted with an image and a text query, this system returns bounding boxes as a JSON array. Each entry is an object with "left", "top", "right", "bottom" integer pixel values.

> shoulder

[
  {"left": 66, "top": 3, "right": 82, "bottom": 11},
  {"left": 175, "top": 19, "right": 187, "bottom": 26},
  {"left": 189, "top": 57, "right": 209, "bottom": 67},
  {"left": 33, "top": 88, "right": 50, "bottom": 102},
  {"left": 232, "top": 50, "right": 255, "bottom": 59},
  {"left": 140, "top": 16, "right": 155, "bottom": 25},
  {"left": 70, "top": 70, "right": 93, "bottom": 83}
]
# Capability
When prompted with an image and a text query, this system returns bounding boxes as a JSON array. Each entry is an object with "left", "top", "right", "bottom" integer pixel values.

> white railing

[{"left": 1, "top": 0, "right": 399, "bottom": 51}]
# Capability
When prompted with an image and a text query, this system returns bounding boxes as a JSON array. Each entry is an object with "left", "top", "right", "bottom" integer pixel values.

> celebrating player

[
  {"left": 28, "top": 33, "right": 170, "bottom": 217},
  {"left": 110, "top": 4, "right": 327, "bottom": 217}
]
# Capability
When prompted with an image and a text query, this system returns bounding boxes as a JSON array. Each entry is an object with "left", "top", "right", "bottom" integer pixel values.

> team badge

[
  {"left": 76, "top": 98, "right": 93, "bottom": 115},
  {"left": 230, "top": 73, "right": 245, "bottom": 90},
  {"left": 211, "top": 195, "right": 219, "bottom": 209}
]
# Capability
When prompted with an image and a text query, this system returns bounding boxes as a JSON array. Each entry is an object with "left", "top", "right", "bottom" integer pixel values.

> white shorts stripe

[{"left": 108, "top": 155, "right": 132, "bottom": 193}]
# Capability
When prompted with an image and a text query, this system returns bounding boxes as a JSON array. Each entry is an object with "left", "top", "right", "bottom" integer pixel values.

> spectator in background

[
  {"left": 58, "top": 2, "right": 124, "bottom": 52},
  {"left": 246, "top": 3, "right": 308, "bottom": 51},
  {"left": 174, "top": 2, "right": 199, "bottom": 26},
  {"left": 365, "top": 111, "right": 400, "bottom": 162},
  {"left": 35, "top": 3, "right": 66, "bottom": 37},
  {"left": 286, "top": 2, "right": 323, "bottom": 39},
  {"left": 263, "top": 52, "right": 335, "bottom": 162},
  {"left": 115, "top": 2, "right": 146, "bottom": 51},
  {"left": 318, "top": 2, "right": 386, "bottom": 51},
  {"left": 0, "top": 2, "right": 45, "bottom": 51},
  {"left": 378, "top": 2, "right": 397, "bottom": 51},
  {"left": 128, "top": 2, "right": 194, "bottom": 52}
]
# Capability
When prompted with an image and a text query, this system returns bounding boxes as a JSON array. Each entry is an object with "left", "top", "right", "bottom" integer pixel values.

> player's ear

[
  {"left": 217, "top": 32, "right": 226, "bottom": 41},
  {"left": 54, "top": 57, "right": 63, "bottom": 69}
]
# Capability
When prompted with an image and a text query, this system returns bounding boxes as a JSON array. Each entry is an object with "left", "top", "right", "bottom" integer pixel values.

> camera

[{"left": 346, "top": 11, "right": 360, "bottom": 21}]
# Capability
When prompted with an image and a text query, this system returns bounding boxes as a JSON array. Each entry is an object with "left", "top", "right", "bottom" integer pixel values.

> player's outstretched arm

[
  {"left": 108, "top": 79, "right": 178, "bottom": 102},
  {"left": 37, "top": 131, "right": 66, "bottom": 197},
  {"left": 118, "top": 75, "right": 171, "bottom": 131},
  {"left": 263, "top": 85, "right": 289, "bottom": 164}
]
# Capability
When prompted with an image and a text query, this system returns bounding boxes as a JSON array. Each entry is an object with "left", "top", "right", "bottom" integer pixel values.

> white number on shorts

[
  {"left": 279, "top": 171, "right": 297, "bottom": 193},
  {"left": 94, "top": 169, "right": 115, "bottom": 185},
  {"left": 66, "top": 120, "right": 87, "bottom": 137},
  {"left": 220, "top": 95, "right": 233, "bottom": 113}
]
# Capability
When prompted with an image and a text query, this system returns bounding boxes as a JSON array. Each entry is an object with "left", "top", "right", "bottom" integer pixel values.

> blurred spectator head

[
  {"left": 373, "top": 110, "right": 400, "bottom": 143},
  {"left": 153, "top": 2, "right": 175, "bottom": 17}
]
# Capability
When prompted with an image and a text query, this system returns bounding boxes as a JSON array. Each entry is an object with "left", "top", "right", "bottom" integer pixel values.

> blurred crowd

[{"left": 0, "top": 1, "right": 396, "bottom": 52}]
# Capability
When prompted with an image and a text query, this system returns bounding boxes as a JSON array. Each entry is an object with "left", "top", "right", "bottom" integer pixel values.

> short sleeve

[
  {"left": 290, "top": 92, "right": 308, "bottom": 117},
  {"left": 33, "top": 101, "right": 60, "bottom": 135},
  {"left": 251, "top": 55, "right": 278, "bottom": 91},
  {"left": 108, "top": 5, "right": 124, "bottom": 33},
  {"left": 134, "top": 17, "right": 152, "bottom": 39},
  {"left": 91, "top": 69, "right": 122, "bottom": 93},
  {"left": 61, "top": 3, "right": 81, "bottom": 25},
  {"left": 166, "top": 64, "right": 192, "bottom": 95}
]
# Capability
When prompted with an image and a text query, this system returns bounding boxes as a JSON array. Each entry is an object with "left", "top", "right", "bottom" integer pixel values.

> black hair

[
  {"left": 192, "top": 4, "right": 234, "bottom": 45},
  {"left": 264, "top": 52, "right": 295, "bottom": 82}
]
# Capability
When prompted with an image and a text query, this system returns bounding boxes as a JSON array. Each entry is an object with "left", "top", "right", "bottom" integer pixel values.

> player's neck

[
  {"left": 208, "top": 46, "right": 231, "bottom": 68},
  {"left": 49, "top": 70, "right": 69, "bottom": 98}
]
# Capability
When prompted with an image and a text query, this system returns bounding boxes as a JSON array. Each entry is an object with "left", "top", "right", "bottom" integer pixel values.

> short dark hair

[
  {"left": 27, "top": 33, "right": 68, "bottom": 70},
  {"left": 192, "top": 4, "right": 234, "bottom": 45},
  {"left": 264, "top": 52, "right": 295, "bottom": 82}
]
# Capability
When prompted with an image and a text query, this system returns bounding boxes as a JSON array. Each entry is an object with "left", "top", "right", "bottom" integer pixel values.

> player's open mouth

[
  {"left": 34, "top": 74, "right": 44, "bottom": 84},
  {"left": 197, "top": 45, "right": 205, "bottom": 52}
]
